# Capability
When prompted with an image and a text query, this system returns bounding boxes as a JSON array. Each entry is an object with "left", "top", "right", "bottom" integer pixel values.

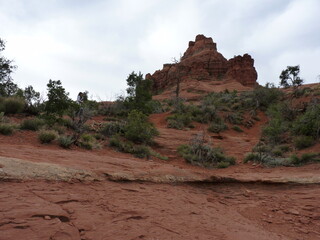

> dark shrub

[
  {"left": 38, "top": 130, "right": 57, "bottom": 144},
  {"left": 100, "top": 121, "right": 125, "bottom": 137},
  {"left": 124, "top": 110, "right": 159, "bottom": 144},
  {"left": 292, "top": 104, "right": 320, "bottom": 139},
  {"left": 2, "top": 97, "right": 25, "bottom": 114},
  {"left": 243, "top": 152, "right": 260, "bottom": 163},
  {"left": 58, "top": 135, "right": 74, "bottom": 149},
  {"left": 177, "top": 133, "right": 235, "bottom": 168},
  {"left": 167, "top": 113, "right": 193, "bottom": 130},
  {"left": 208, "top": 121, "right": 228, "bottom": 133},
  {"left": 232, "top": 126, "right": 244, "bottom": 132},
  {"left": 78, "top": 133, "right": 101, "bottom": 150},
  {"left": 294, "top": 136, "right": 315, "bottom": 149},
  {"left": 20, "top": 118, "right": 45, "bottom": 131},
  {"left": 0, "top": 123, "right": 15, "bottom": 135}
]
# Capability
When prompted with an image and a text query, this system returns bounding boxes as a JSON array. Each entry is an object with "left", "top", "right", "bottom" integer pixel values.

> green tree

[
  {"left": 45, "top": 79, "right": 70, "bottom": 116},
  {"left": 0, "top": 38, "right": 18, "bottom": 96},
  {"left": 125, "top": 71, "right": 153, "bottom": 113},
  {"left": 279, "top": 65, "right": 303, "bottom": 88},
  {"left": 124, "top": 110, "right": 159, "bottom": 144},
  {"left": 24, "top": 85, "right": 40, "bottom": 106}
]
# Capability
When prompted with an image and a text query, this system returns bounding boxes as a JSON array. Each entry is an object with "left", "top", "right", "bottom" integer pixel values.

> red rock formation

[
  {"left": 147, "top": 34, "right": 258, "bottom": 92},
  {"left": 226, "top": 54, "right": 258, "bottom": 87}
]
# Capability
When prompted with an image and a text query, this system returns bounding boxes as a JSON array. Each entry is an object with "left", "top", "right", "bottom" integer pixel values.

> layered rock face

[{"left": 147, "top": 34, "right": 258, "bottom": 92}]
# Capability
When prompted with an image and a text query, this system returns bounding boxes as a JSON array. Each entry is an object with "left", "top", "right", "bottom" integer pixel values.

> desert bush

[
  {"left": 271, "top": 148, "right": 283, "bottom": 157},
  {"left": 289, "top": 153, "right": 320, "bottom": 165},
  {"left": 109, "top": 135, "right": 149, "bottom": 158},
  {"left": 0, "top": 123, "right": 15, "bottom": 135},
  {"left": 217, "top": 161, "right": 232, "bottom": 168},
  {"left": 0, "top": 112, "right": 9, "bottom": 123},
  {"left": 100, "top": 121, "right": 125, "bottom": 137},
  {"left": 232, "top": 126, "right": 244, "bottom": 132},
  {"left": 109, "top": 135, "right": 167, "bottom": 159},
  {"left": 78, "top": 133, "right": 101, "bottom": 150},
  {"left": 1, "top": 97, "right": 25, "bottom": 114},
  {"left": 262, "top": 118, "right": 288, "bottom": 144},
  {"left": 225, "top": 113, "right": 243, "bottom": 125},
  {"left": 144, "top": 100, "right": 164, "bottom": 114},
  {"left": 93, "top": 133, "right": 105, "bottom": 140},
  {"left": 208, "top": 121, "right": 228, "bottom": 134},
  {"left": 200, "top": 107, "right": 217, "bottom": 123},
  {"left": 58, "top": 135, "right": 74, "bottom": 149},
  {"left": 50, "top": 124, "right": 66, "bottom": 134},
  {"left": 293, "top": 135, "right": 315, "bottom": 149},
  {"left": 167, "top": 113, "right": 193, "bottom": 130},
  {"left": 243, "top": 152, "right": 260, "bottom": 163},
  {"left": 124, "top": 110, "right": 159, "bottom": 144},
  {"left": 38, "top": 130, "right": 57, "bottom": 144},
  {"left": 292, "top": 103, "right": 320, "bottom": 139},
  {"left": 20, "top": 118, "right": 45, "bottom": 131},
  {"left": 279, "top": 144, "right": 290, "bottom": 152},
  {"left": 177, "top": 133, "right": 235, "bottom": 168}
]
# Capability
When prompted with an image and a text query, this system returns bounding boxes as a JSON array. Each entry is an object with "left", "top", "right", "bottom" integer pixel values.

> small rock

[
  {"left": 285, "top": 209, "right": 300, "bottom": 216},
  {"left": 44, "top": 215, "right": 51, "bottom": 220},
  {"left": 67, "top": 209, "right": 75, "bottom": 214},
  {"left": 263, "top": 218, "right": 273, "bottom": 223},
  {"left": 299, "top": 218, "right": 310, "bottom": 224},
  {"left": 297, "top": 228, "right": 309, "bottom": 234}
]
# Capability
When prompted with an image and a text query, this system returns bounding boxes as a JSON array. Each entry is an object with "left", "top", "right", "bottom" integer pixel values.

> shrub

[
  {"left": 149, "top": 150, "right": 169, "bottom": 161},
  {"left": 225, "top": 113, "right": 243, "bottom": 125},
  {"left": 2, "top": 97, "right": 25, "bottom": 114},
  {"left": 20, "top": 118, "right": 45, "bottom": 131},
  {"left": 145, "top": 100, "right": 163, "bottom": 114},
  {"left": 208, "top": 122, "right": 228, "bottom": 133},
  {"left": 232, "top": 126, "right": 244, "bottom": 132},
  {"left": 58, "top": 135, "right": 74, "bottom": 149},
  {"left": 132, "top": 145, "right": 151, "bottom": 158},
  {"left": 279, "top": 144, "right": 290, "bottom": 152},
  {"left": 292, "top": 104, "right": 320, "bottom": 139},
  {"left": 262, "top": 118, "right": 287, "bottom": 144},
  {"left": 109, "top": 135, "right": 148, "bottom": 158},
  {"left": 0, "top": 112, "right": 9, "bottom": 123},
  {"left": 51, "top": 124, "right": 66, "bottom": 134},
  {"left": 243, "top": 152, "right": 260, "bottom": 163},
  {"left": 93, "top": 133, "right": 105, "bottom": 140},
  {"left": 217, "top": 161, "right": 232, "bottom": 168},
  {"left": 100, "top": 121, "right": 125, "bottom": 137},
  {"left": 110, "top": 134, "right": 133, "bottom": 151},
  {"left": 124, "top": 110, "right": 159, "bottom": 144},
  {"left": 78, "top": 133, "right": 101, "bottom": 150},
  {"left": 167, "top": 113, "right": 193, "bottom": 130},
  {"left": 38, "top": 130, "right": 57, "bottom": 144},
  {"left": 0, "top": 123, "right": 15, "bottom": 135},
  {"left": 109, "top": 135, "right": 167, "bottom": 159},
  {"left": 289, "top": 153, "right": 320, "bottom": 165},
  {"left": 167, "top": 118, "right": 185, "bottom": 130},
  {"left": 293, "top": 135, "right": 315, "bottom": 149},
  {"left": 271, "top": 148, "right": 283, "bottom": 157},
  {"left": 300, "top": 153, "right": 320, "bottom": 163},
  {"left": 177, "top": 134, "right": 235, "bottom": 168}
]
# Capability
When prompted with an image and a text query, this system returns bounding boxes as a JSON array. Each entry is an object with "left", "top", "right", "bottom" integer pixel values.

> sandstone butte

[{"left": 146, "top": 34, "right": 258, "bottom": 92}]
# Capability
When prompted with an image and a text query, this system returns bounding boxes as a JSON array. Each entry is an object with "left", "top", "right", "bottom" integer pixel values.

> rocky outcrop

[{"left": 147, "top": 34, "right": 258, "bottom": 92}]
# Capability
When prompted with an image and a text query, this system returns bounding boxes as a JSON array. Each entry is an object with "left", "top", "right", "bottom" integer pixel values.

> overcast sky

[{"left": 1, "top": 0, "right": 319, "bottom": 100}]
